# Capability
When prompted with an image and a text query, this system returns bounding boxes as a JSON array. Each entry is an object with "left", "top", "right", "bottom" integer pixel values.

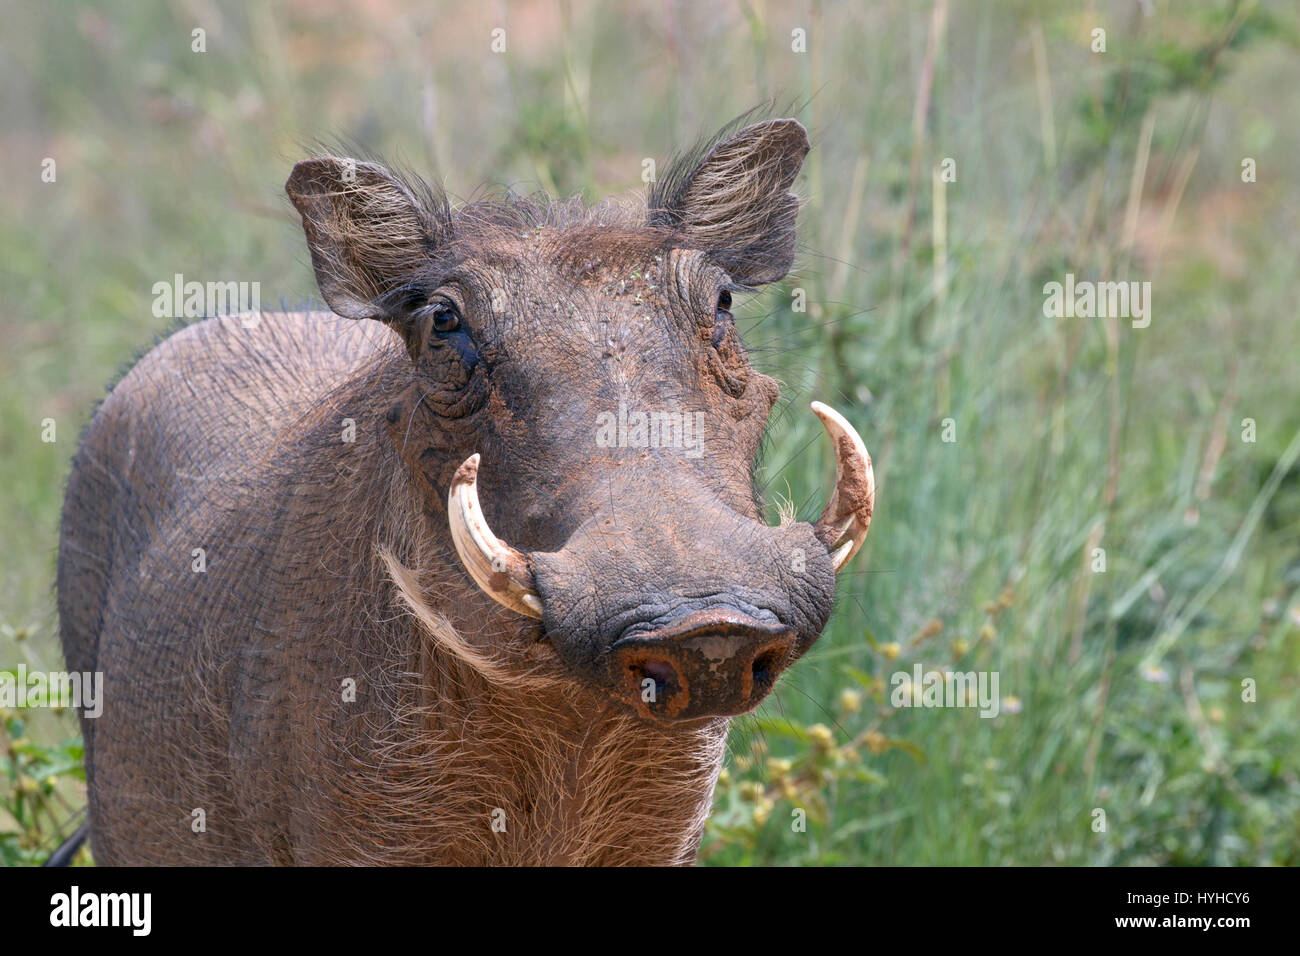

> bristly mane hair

[{"left": 304, "top": 104, "right": 804, "bottom": 245}]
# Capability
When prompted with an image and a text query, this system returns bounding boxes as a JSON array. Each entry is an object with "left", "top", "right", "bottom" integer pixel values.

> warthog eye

[
  {"left": 430, "top": 303, "right": 461, "bottom": 333},
  {"left": 415, "top": 298, "right": 478, "bottom": 369},
  {"left": 413, "top": 298, "right": 461, "bottom": 334},
  {"left": 716, "top": 289, "right": 732, "bottom": 317}
]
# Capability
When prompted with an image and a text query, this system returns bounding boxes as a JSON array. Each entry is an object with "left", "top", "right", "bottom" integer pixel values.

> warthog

[{"left": 57, "top": 117, "right": 874, "bottom": 865}]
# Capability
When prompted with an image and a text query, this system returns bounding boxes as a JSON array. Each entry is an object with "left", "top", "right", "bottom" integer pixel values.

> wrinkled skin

[{"left": 57, "top": 118, "right": 852, "bottom": 865}]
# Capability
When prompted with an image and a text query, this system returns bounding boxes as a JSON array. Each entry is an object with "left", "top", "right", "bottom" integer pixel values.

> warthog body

[{"left": 57, "top": 118, "right": 874, "bottom": 865}]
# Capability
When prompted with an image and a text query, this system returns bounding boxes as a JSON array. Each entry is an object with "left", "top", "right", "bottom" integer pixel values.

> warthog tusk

[
  {"left": 810, "top": 401, "right": 875, "bottom": 573},
  {"left": 448, "top": 454, "right": 544, "bottom": 619}
]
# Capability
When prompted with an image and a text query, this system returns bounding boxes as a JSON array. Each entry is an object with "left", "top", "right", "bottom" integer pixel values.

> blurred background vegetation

[{"left": 2, "top": 0, "right": 1298, "bottom": 865}]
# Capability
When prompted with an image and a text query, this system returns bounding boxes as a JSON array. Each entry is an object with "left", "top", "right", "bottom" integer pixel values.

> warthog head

[{"left": 286, "top": 118, "right": 873, "bottom": 722}]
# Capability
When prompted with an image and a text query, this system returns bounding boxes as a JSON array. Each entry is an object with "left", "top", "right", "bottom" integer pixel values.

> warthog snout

[
  {"left": 447, "top": 397, "right": 875, "bottom": 722},
  {"left": 609, "top": 609, "right": 796, "bottom": 721}
]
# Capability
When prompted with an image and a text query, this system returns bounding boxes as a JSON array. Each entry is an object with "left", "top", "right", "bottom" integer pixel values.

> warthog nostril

[
  {"left": 639, "top": 658, "right": 681, "bottom": 702},
  {"left": 751, "top": 651, "right": 780, "bottom": 694},
  {"left": 628, "top": 657, "right": 682, "bottom": 707},
  {"left": 611, "top": 611, "right": 796, "bottom": 720}
]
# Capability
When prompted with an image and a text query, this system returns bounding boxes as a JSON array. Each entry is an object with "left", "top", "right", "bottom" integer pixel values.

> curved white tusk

[
  {"left": 448, "top": 454, "right": 544, "bottom": 619},
  {"left": 810, "top": 401, "right": 875, "bottom": 573}
]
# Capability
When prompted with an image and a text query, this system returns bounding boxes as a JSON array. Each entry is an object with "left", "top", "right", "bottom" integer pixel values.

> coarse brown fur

[{"left": 57, "top": 116, "right": 835, "bottom": 865}]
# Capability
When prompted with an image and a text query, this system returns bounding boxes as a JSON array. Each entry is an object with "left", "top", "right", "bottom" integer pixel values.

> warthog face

[{"left": 287, "top": 118, "right": 873, "bottom": 722}]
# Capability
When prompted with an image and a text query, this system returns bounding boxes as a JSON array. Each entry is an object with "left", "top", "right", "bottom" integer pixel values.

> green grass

[{"left": 2, "top": 0, "right": 1298, "bottom": 865}]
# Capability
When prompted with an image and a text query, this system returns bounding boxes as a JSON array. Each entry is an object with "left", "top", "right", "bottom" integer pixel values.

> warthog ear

[
  {"left": 286, "top": 158, "right": 445, "bottom": 320},
  {"left": 648, "top": 118, "right": 810, "bottom": 284}
]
